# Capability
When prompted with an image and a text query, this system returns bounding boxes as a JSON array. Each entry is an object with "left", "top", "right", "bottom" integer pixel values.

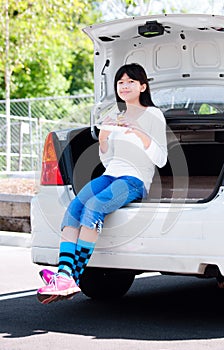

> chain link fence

[{"left": 0, "top": 94, "right": 94, "bottom": 172}]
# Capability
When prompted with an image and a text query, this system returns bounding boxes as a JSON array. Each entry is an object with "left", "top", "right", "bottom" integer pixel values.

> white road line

[
  {"left": 0, "top": 290, "right": 36, "bottom": 301},
  {"left": 0, "top": 273, "right": 160, "bottom": 301},
  {"left": 135, "top": 272, "right": 161, "bottom": 279}
]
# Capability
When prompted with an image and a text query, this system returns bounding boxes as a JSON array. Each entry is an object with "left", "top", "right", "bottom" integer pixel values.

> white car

[{"left": 31, "top": 14, "right": 224, "bottom": 299}]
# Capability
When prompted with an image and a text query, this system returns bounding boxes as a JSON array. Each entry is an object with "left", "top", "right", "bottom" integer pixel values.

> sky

[
  {"left": 101, "top": 0, "right": 224, "bottom": 20},
  {"left": 151, "top": 0, "right": 224, "bottom": 14}
]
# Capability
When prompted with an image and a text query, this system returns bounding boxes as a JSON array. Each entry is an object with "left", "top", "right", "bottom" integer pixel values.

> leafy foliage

[{"left": 0, "top": 0, "right": 102, "bottom": 99}]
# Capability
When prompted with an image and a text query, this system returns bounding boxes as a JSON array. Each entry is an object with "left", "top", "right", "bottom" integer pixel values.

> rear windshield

[{"left": 152, "top": 86, "right": 224, "bottom": 115}]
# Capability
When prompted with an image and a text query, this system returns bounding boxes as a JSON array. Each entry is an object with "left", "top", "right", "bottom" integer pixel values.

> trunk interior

[
  {"left": 149, "top": 136, "right": 224, "bottom": 203},
  {"left": 68, "top": 125, "right": 224, "bottom": 204}
]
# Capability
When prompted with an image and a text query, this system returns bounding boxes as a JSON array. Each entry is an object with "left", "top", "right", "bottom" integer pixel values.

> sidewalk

[{"left": 0, "top": 231, "right": 31, "bottom": 248}]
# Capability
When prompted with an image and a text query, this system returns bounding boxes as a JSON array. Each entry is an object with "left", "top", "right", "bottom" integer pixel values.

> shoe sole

[
  {"left": 37, "top": 294, "right": 60, "bottom": 304},
  {"left": 37, "top": 288, "right": 81, "bottom": 304}
]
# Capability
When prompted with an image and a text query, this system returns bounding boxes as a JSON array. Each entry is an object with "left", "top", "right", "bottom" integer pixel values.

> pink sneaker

[
  {"left": 37, "top": 274, "right": 81, "bottom": 304},
  {"left": 39, "top": 269, "right": 55, "bottom": 285}
]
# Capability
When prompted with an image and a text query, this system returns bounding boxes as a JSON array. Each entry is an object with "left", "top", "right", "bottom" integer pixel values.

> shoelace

[{"left": 48, "top": 273, "right": 60, "bottom": 289}]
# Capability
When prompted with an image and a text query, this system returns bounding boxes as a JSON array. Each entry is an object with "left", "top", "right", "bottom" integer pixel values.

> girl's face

[{"left": 117, "top": 73, "right": 146, "bottom": 105}]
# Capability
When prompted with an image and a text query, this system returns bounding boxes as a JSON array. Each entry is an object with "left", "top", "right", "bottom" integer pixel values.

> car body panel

[{"left": 31, "top": 182, "right": 224, "bottom": 275}]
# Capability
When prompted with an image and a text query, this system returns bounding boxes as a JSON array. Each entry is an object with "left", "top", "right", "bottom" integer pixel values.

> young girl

[{"left": 37, "top": 63, "right": 167, "bottom": 304}]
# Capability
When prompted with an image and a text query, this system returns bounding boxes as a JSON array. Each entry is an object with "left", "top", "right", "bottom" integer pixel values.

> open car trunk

[
  {"left": 73, "top": 14, "right": 224, "bottom": 204},
  {"left": 67, "top": 116, "right": 224, "bottom": 204}
]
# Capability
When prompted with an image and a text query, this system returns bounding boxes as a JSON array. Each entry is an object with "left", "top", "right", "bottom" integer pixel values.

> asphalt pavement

[{"left": 1, "top": 246, "right": 224, "bottom": 350}]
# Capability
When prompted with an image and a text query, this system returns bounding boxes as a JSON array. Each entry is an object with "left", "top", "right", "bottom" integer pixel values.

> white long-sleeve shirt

[{"left": 99, "top": 107, "right": 167, "bottom": 193}]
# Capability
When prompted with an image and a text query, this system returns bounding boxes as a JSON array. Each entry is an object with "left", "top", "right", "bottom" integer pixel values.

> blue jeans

[{"left": 61, "top": 175, "right": 146, "bottom": 234}]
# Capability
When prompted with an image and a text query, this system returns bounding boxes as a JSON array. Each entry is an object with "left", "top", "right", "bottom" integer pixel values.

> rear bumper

[{"left": 31, "top": 245, "right": 224, "bottom": 278}]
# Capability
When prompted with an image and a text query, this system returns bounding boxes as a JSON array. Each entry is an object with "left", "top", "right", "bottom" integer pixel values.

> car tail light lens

[{"left": 40, "top": 132, "right": 64, "bottom": 185}]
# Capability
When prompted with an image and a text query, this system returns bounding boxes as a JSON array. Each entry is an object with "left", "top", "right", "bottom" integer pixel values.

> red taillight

[{"left": 40, "top": 132, "right": 64, "bottom": 185}]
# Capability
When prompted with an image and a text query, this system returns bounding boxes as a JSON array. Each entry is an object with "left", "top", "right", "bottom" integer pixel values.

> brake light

[{"left": 40, "top": 132, "right": 64, "bottom": 185}]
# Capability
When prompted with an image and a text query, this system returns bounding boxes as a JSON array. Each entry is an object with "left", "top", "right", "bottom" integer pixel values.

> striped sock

[
  {"left": 58, "top": 241, "right": 76, "bottom": 279},
  {"left": 73, "top": 238, "right": 95, "bottom": 285}
]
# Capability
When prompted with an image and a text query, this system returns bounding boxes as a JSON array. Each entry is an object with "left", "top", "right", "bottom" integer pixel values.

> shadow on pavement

[{"left": 1, "top": 274, "right": 224, "bottom": 340}]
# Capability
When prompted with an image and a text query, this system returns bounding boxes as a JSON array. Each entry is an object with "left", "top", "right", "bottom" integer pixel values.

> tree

[{"left": 0, "top": 0, "right": 102, "bottom": 99}]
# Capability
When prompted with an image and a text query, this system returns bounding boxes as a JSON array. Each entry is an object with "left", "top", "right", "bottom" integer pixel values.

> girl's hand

[
  {"left": 102, "top": 116, "right": 116, "bottom": 126},
  {"left": 99, "top": 129, "right": 111, "bottom": 141},
  {"left": 125, "top": 127, "right": 151, "bottom": 149},
  {"left": 99, "top": 129, "right": 111, "bottom": 153}
]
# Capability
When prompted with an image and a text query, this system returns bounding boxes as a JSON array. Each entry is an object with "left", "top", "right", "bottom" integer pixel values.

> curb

[
  {"left": 0, "top": 193, "right": 32, "bottom": 233},
  {"left": 0, "top": 175, "right": 36, "bottom": 247},
  {"left": 0, "top": 231, "right": 31, "bottom": 248}
]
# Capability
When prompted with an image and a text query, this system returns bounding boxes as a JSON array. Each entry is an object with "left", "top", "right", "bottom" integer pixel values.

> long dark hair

[{"left": 114, "top": 63, "right": 155, "bottom": 112}]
